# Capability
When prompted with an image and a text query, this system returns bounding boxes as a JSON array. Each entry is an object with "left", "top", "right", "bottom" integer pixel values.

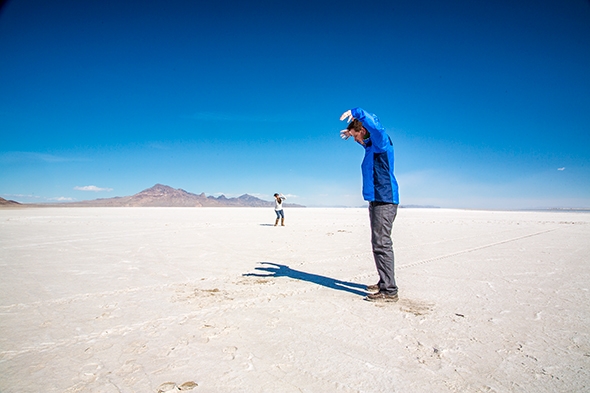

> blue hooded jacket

[{"left": 351, "top": 107, "right": 399, "bottom": 204}]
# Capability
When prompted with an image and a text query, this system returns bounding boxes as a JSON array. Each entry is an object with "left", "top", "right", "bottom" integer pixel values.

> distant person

[
  {"left": 339, "top": 107, "right": 400, "bottom": 302},
  {"left": 274, "top": 193, "right": 286, "bottom": 226}
]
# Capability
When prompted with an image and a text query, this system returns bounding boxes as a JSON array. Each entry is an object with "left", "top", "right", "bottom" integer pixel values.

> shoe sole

[{"left": 364, "top": 295, "right": 398, "bottom": 303}]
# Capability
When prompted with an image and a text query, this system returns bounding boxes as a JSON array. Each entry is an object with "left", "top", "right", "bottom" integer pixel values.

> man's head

[{"left": 347, "top": 119, "right": 369, "bottom": 145}]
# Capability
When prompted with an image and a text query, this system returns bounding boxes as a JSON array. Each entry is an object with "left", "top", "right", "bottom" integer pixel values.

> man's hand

[
  {"left": 340, "top": 129, "right": 351, "bottom": 140},
  {"left": 340, "top": 110, "right": 353, "bottom": 123}
]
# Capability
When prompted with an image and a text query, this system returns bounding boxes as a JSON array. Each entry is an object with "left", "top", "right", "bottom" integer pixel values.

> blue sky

[{"left": 1, "top": 0, "right": 589, "bottom": 209}]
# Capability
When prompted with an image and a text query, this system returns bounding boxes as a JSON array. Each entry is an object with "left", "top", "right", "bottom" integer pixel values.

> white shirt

[{"left": 274, "top": 195, "right": 286, "bottom": 211}]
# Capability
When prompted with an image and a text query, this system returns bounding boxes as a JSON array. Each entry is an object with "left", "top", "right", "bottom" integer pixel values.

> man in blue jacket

[{"left": 340, "top": 107, "right": 399, "bottom": 302}]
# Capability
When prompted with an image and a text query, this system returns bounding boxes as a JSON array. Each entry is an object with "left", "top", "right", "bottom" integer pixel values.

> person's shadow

[{"left": 243, "top": 262, "right": 368, "bottom": 297}]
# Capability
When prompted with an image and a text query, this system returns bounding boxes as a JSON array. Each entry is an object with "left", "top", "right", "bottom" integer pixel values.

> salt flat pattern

[{"left": 1, "top": 207, "right": 589, "bottom": 392}]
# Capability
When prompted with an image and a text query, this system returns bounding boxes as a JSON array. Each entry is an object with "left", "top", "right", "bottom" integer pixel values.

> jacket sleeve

[{"left": 351, "top": 107, "right": 389, "bottom": 151}]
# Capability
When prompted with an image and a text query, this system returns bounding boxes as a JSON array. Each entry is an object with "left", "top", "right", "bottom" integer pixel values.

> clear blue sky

[{"left": 1, "top": 0, "right": 589, "bottom": 209}]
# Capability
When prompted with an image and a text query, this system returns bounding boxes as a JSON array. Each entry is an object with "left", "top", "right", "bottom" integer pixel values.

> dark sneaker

[
  {"left": 365, "top": 292, "right": 398, "bottom": 302},
  {"left": 366, "top": 284, "right": 379, "bottom": 292}
]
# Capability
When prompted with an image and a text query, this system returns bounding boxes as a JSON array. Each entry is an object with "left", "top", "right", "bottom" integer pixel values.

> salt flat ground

[{"left": 0, "top": 207, "right": 589, "bottom": 393}]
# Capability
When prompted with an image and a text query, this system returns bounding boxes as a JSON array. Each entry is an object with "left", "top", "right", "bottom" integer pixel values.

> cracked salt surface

[{"left": 1, "top": 207, "right": 589, "bottom": 392}]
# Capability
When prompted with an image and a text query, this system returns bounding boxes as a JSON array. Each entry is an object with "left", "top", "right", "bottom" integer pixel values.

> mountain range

[
  {"left": 13, "top": 184, "right": 304, "bottom": 208},
  {"left": 0, "top": 197, "right": 21, "bottom": 207}
]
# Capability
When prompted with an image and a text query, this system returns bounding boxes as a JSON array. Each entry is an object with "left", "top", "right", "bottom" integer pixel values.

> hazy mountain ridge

[
  {"left": 0, "top": 197, "right": 22, "bottom": 207},
  {"left": 23, "top": 184, "right": 304, "bottom": 208}
]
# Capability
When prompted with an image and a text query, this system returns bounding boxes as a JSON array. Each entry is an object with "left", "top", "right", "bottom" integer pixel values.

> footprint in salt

[
  {"left": 157, "top": 382, "right": 178, "bottom": 392},
  {"left": 179, "top": 381, "right": 198, "bottom": 390},
  {"left": 79, "top": 363, "right": 101, "bottom": 383},
  {"left": 156, "top": 381, "right": 198, "bottom": 392},
  {"left": 223, "top": 345, "right": 238, "bottom": 360}
]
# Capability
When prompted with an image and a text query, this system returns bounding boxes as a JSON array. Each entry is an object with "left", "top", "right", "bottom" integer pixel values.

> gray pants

[{"left": 369, "top": 202, "right": 398, "bottom": 295}]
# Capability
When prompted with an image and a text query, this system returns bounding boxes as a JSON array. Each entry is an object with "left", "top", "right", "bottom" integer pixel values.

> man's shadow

[{"left": 243, "top": 262, "right": 368, "bottom": 297}]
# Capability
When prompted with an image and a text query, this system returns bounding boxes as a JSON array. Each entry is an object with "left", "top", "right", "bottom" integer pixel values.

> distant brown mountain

[
  {"left": 0, "top": 197, "right": 21, "bottom": 207},
  {"left": 41, "top": 184, "right": 304, "bottom": 208}
]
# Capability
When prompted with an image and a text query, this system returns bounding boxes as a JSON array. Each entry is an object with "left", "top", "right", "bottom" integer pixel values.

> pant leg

[{"left": 369, "top": 202, "right": 398, "bottom": 294}]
